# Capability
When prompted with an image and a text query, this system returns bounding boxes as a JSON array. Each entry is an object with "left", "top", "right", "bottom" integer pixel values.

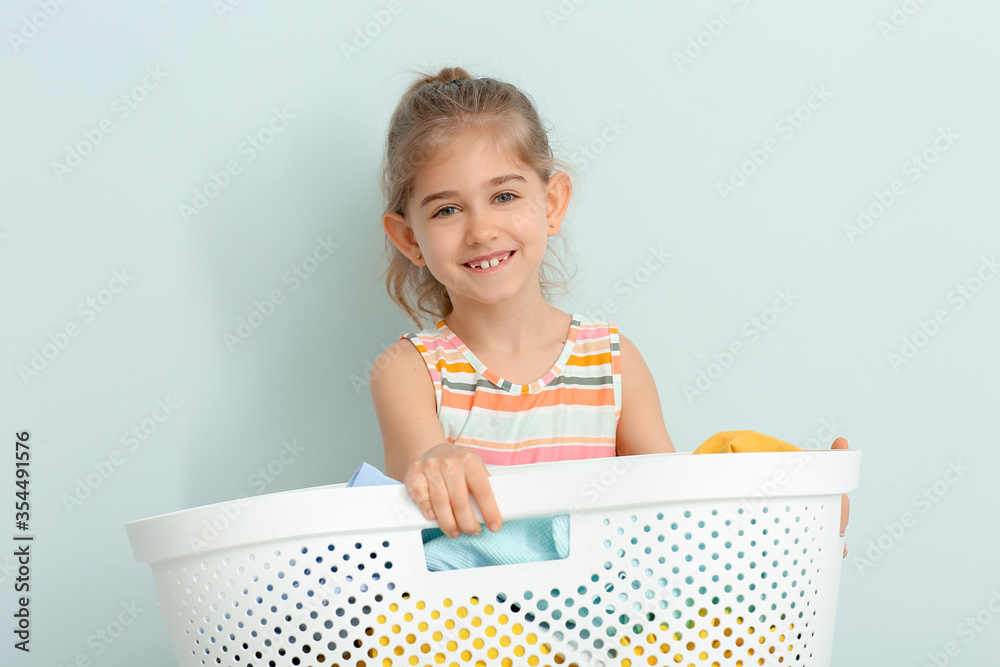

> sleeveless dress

[{"left": 399, "top": 314, "right": 622, "bottom": 465}]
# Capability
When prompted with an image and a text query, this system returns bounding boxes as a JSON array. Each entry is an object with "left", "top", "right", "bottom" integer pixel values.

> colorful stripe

[{"left": 400, "top": 314, "right": 621, "bottom": 466}]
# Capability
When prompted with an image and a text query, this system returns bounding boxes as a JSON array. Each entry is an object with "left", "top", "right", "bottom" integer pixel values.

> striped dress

[{"left": 399, "top": 314, "right": 621, "bottom": 465}]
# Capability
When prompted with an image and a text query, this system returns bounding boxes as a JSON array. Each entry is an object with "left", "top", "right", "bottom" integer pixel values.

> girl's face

[{"left": 385, "top": 129, "right": 571, "bottom": 314}]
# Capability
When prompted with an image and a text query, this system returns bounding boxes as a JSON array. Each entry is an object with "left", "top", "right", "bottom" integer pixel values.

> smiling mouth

[{"left": 464, "top": 251, "right": 514, "bottom": 271}]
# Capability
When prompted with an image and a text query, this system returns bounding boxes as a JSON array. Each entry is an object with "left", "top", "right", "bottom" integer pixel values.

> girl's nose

[{"left": 464, "top": 210, "right": 499, "bottom": 244}]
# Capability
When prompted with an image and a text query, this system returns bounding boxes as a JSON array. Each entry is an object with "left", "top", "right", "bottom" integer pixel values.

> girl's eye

[{"left": 433, "top": 192, "right": 519, "bottom": 218}]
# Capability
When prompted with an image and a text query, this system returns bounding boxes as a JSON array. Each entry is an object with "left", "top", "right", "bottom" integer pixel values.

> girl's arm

[
  {"left": 615, "top": 333, "right": 676, "bottom": 455},
  {"left": 371, "top": 340, "right": 448, "bottom": 480},
  {"left": 371, "top": 339, "right": 503, "bottom": 536}
]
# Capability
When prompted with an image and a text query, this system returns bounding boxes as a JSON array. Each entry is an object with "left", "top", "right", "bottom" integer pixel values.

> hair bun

[{"left": 433, "top": 66, "right": 472, "bottom": 85}]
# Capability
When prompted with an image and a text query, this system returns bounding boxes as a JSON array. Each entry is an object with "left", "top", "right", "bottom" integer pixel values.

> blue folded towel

[
  {"left": 346, "top": 462, "right": 569, "bottom": 571},
  {"left": 347, "top": 461, "right": 403, "bottom": 487}
]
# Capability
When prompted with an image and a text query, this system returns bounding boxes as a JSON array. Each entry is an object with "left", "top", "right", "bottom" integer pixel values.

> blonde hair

[{"left": 378, "top": 66, "right": 577, "bottom": 328}]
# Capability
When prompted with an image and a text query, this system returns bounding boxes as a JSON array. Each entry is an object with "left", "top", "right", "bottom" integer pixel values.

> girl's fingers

[
  {"left": 830, "top": 439, "right": 850, "bottom": 558},
  {"left": 840, "top": 493, "right": 850, "bottom": 535},
  {"left": 442, "top": 471, "right": 481, "bottom": 537},
  {"left": 467, "top": 467, "right": 502, "bottom": 533},
  {"left": 406, "top": 457, "right": 497, "bottom": 538},
  {"left": 404, "top": 471, "right": 435, "bottom": 520},
  {"left": 424, "top": 470, "right": 460, "bottom": 536},
  {"left": 841, "top": 492, "right": 850, "bottom": 559}
]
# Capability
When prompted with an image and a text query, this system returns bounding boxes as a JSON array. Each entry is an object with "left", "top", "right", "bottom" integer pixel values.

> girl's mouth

[{"left": 464, "top": 250, "right": 514, "bottom": 273}]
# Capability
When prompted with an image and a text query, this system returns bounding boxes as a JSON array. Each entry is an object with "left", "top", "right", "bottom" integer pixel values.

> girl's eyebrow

[{"left": 419, "top": 173, "right": 527, "bottom": 209}]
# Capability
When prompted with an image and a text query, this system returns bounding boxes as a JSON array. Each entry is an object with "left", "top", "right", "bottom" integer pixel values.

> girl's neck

[{"left": 444, "top": 298, "right": 571, "bottom": 356}]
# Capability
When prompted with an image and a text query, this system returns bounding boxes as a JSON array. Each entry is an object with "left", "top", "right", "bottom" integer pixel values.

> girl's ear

[
  {"left": 383, "top": 211, "right": 424, "bottom": 265},
  {"left": 545, "top": 171, "right": 572, "bottom": 236}
]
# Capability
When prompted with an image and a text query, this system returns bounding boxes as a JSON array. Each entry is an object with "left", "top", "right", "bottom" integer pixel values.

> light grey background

[{"left": 2, "top": 1, "right": 998, "bottom": 665}]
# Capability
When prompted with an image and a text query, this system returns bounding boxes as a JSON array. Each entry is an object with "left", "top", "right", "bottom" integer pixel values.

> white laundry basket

[{"left": 126, "top": 450, "right": 860, "bottom": 667}]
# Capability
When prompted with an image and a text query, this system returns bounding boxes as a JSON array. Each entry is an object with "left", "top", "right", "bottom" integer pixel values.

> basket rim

[{"left": 125, "top": 449, "right": 861, "bottom": 564}]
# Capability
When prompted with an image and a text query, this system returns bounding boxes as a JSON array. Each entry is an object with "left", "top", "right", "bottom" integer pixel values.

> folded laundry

[
  {"left": 692, "top": 430, "right": 802, "bottom": 454},
  {"left": 420, "top": 516, "right": 569, "bottom": 571},
  {"left": 347, "top": 432, "right": 800, "bottom": 570},
  {"left": 345, "top": 462, "right": 569, "bottom": 571},
  {"left": 346, "top": 461, "right": 404, "bottom": 487}
]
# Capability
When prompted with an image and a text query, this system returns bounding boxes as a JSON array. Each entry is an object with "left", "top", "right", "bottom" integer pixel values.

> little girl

[{"left": 369, "top": 66, "right": 850, "bottom": 552}]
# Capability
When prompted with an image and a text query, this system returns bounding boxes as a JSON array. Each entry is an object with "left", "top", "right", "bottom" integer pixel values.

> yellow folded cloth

[{"left": 692, "top": 430, "right": 802, "bottom": 454}]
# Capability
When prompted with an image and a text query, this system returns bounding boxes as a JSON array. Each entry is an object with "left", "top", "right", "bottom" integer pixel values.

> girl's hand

[
  {"left": 831, "top": 437, "right": 851, "bottom": 558},
  {"left": 404, "top": 442, "right": 503, "bottom": 538}
]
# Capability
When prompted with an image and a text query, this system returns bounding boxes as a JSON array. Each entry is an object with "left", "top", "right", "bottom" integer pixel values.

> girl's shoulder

[
  {"left": 395, "top": 320, "right": 457, "bottom": 368},
  {"left": 397, "top": 320, "right": 447, "bottom": 349},
  {"left": 571, "top": 313, "right": 620, "bottom": 339}
]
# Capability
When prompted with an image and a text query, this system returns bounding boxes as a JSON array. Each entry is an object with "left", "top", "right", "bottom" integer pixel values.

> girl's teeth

[{"left": 470, "top": 253, "right": 509, "bottom": 269}]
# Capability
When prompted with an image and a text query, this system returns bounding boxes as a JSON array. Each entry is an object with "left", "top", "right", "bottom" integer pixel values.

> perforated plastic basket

[{"left": 126, "top": 450, "right": 860, "bottom": 667}]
